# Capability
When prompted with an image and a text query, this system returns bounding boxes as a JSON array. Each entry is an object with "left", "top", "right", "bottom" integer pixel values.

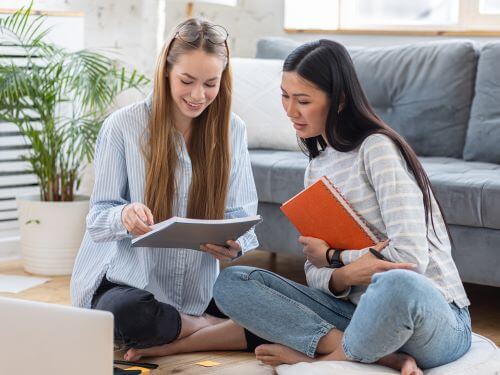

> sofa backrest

[
  {"left": 463, "top": 42, "right": 500, "bottom": 164},
  {"left": 256, "top": 38, "right": 478, "bottom": 158}
]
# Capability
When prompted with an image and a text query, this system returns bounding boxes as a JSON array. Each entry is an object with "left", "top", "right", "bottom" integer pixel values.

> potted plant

[{"left": 0, "top": 4, "right": 149, "bottom": 275}]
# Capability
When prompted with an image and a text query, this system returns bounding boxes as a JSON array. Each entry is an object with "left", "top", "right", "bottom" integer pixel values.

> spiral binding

[{"left": 322, "top": 175, "right": 382, "bottom": 243}]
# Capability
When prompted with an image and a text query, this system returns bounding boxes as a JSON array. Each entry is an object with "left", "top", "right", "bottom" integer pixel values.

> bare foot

[
  {"left": 379, "top": 353, "right": 423, "bottom": 375},
  {"left": 254, "top": 344, "right": 313, "bottom": 366},
  {"left": 400, "top": 354, "right": 423, "bottom": 375},
  {"left": 124, "top": 341, "right": 181, "bottom": 361},
  {"left": 124, "top": 316, "right": 229, "bottom": 361}
]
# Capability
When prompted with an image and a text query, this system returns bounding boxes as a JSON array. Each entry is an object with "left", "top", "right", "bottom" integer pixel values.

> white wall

[
  {"left": 165, "top": 0, "right": 500, "bottom": 58},
  {"left": 1, "top": 0, "right": 163, "bottom": 77}
]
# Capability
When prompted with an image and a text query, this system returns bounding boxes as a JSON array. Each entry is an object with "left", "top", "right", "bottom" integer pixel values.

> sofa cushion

[
  {"left": 256, "top": 38, "right": 477, "bottom": 158},
  {"left": 250, "top": 150, "right": 500, "bottom": 231},
  {"left": 420, "top": 157, "right": 500, "bottom": 230},
  {"left": 463, "top": 42, "right": 500, "bottom": 164},
  {"left": 231, "top": 58, "right": 299, "bottom": 150},
  {"left": 251, "top": 149, "right": 308, "bottom": 204}
]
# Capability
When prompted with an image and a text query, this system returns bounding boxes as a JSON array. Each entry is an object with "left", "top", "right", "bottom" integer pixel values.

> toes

[
  {"left": 401, "top": 365, "right": 422, "bottom": 375},
  {"left": 256, "top": 355, "right": 281, "bottom": 366},
  {"left": 124, "top": 346, "right": 162, "bottom": 361},
  {"left": 124, "top": 349, "right": 142, "bottom": 361},
  {"left": 255, "top": 344, "right": 274, "bottom": 355}
]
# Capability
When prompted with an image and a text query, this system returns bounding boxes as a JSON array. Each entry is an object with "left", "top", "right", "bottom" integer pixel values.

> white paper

[{"left": 0, "top": 274, "right": 50, "bottom": 293}]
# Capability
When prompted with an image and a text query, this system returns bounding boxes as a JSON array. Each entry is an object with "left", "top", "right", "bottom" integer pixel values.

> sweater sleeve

[
  {"left": 341, "top": 134, "right": 429, "bottom": 274},
  {"left": 304, "top": 260, "right": 351, "bottom": 298},
  {"left": 85, "top": 115, "right": 131, "bottom": 243}
]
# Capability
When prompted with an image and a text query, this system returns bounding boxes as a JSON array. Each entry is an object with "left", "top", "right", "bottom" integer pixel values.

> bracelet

[{"left": 325, "top": 247, "right": 334, "bottom": 263}]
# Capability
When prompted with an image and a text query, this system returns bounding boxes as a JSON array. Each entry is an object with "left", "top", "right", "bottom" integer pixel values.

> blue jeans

[{"left": 213, "top": 267, "right": 471, "bottom": 369}]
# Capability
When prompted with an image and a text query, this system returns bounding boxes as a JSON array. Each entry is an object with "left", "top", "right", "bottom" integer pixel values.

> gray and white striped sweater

[{"left": 304, "top": 133, "right": 470, "bottom": 308}]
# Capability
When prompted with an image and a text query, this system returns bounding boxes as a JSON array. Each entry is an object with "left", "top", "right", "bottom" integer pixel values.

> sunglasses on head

[{"left": 174, "top": 24, "right": 228, "bottom": 45}]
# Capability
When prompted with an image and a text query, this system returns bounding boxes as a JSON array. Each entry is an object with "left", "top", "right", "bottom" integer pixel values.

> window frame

[{"left": 284, "top": 0, "right": 500, "bottom": 35}]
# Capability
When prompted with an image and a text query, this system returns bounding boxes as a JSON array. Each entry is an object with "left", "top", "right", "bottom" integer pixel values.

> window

[
  {"left": 284, "top": 0, "right": 339, "bottom": 30},
  {"left": 481, "top": 0, "right": 500, "bottom": 14},
  {"left": 342, "top": 0, "right": 459, "bottom": 28},
  {"left": 284, "top": 0, "right": 500, "bottom": 33}
]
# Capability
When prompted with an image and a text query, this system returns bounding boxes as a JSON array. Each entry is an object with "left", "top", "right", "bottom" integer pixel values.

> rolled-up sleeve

[
  {"left": 304, "top": 260, "right": 351, "bottom": 298},
  {"left": 225, "top": 115, "right": 259, "bottom": 254},
  {"left": 86, "top": 116, "right": 131, "bottom": 243}
]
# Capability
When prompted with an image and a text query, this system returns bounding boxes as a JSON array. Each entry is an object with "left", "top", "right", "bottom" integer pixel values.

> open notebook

[
  {"left": 131, "top": 215, "right": 262, "bottom": 250},
  {"left": 280, "top": 176, "right": 378, "bottom": 250}
]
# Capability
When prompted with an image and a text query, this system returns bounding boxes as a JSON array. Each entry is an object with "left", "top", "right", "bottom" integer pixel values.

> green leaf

[{"left": 0, "top": 3, "right": 149, "bottom": 202}]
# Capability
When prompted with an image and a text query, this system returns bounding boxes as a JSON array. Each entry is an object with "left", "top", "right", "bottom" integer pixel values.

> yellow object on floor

[
  {"left": 195, "top": 360, "right": 221, "bottom": 367},
  {"left": 126, "top": 366, "right": 151, "bottom": 374}
]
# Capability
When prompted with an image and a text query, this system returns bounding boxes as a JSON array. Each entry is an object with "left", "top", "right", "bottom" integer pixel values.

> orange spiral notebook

[{"left": 280, "top": 176, "right": 379, "bottom": 250}]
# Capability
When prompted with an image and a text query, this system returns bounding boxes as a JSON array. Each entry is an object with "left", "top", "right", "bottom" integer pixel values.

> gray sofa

[{"left": 249, "top": 38, "right": 500, "bottom": 288}]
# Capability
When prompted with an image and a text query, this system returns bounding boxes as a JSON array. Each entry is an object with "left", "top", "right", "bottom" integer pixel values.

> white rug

[
  {"left": 277, "top": 333, "right": 500, "bottom": 375},
  {"left": 0, "top": 274, "right": 49, "bottom": 293}
]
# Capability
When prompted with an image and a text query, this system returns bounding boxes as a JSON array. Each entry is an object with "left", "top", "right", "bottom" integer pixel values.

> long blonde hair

[{"left": 144, "top": 18, "right": 231, "bottom": 222}]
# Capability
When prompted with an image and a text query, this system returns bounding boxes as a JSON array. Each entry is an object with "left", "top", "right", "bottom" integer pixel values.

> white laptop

[{"left": 0, "top": 296, "right": 114, "bottom": 375}]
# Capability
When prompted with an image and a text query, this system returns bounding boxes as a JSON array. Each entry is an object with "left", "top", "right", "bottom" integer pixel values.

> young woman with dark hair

[
  {"left": 70, "top": 18, "right": 266, "bottom": 361},
  {"left": 214, "top": 40, "right": 471, "bottom": 374}
]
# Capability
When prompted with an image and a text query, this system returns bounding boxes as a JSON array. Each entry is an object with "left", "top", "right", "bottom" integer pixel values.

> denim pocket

[
  {"left": 448, "top": 305, "right": 472, "bottom": 361},
  {"left": 452, "top": 305, "right": 471, "bottom": 333}
]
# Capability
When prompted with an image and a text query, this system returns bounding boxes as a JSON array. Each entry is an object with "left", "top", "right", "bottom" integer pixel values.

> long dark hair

[{"left": 284, "top": 39, "right": 448, "bottom": 243}]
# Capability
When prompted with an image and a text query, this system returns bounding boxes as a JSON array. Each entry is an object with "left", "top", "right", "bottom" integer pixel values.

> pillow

[
  {"left": 463, "top": 42, "right": 500, "bottom": 164},
  {"left": 231, "top": 57, "right": 300, "bottom": 151},
  {"left": 277, "top": 333, "right": 500, "bottom": 375}
]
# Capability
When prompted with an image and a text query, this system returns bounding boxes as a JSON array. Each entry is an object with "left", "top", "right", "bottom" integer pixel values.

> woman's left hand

[
  {"left": 299, "top": 236, "right": 330, "bottom": 268},
  {"left": 201, "top": 240, "right": 241, "bottom": 262}
]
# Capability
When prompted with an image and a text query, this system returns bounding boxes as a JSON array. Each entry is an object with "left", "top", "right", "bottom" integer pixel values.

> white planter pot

[{"left": 16, "top": 195, "right": 89, "bottom": 276}]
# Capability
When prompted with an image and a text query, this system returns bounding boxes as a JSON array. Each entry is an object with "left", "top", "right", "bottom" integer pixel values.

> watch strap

[{"left": 329, "top": 249, "right": 344, "bottom": 268}]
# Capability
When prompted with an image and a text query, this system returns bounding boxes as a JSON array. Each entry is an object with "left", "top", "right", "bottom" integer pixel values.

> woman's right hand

[
  {"left": 341, "top": 241, "right": 416, "bottom": 286},
  {"left": 121, "top": 203, "right": 154, "bottom": 236}
]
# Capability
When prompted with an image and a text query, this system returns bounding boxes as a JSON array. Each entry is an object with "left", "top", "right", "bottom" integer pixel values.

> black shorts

[{"left": 91, "top": 276, "right": 269, "bottom": 350}]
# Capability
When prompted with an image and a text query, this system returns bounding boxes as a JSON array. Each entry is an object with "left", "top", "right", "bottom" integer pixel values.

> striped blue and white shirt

[
  {"left": 304, "top": 134, "right": 470, "bottom": 308},
  {"left": 70, "top": 95, "right": 259, "bottom": 315}
]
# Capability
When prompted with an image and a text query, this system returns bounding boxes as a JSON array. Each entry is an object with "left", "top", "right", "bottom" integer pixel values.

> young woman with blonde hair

[{"left": 70, "top": 18, "right": 266, "bottom": 360}]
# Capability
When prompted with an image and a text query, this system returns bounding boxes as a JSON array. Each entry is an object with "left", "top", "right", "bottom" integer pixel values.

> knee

[
  {"left": 214, "top": 266, "right": 250, "bottom": 305},
  {"left": 214, "top": 266, "right": 262, "bottom": 316},
  {"left": 370, "top": 269, "right": 430, "bottom": 306},
  {"left": 98, "top": 288, "right": 156, "bottom": 331}
]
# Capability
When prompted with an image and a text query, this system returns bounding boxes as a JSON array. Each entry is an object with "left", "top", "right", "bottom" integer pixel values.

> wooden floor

[{"left": 1, "top": 251, "right": 499, "bottom": 374}]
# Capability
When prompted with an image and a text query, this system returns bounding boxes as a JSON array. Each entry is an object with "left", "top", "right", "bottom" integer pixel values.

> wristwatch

[{"left": 326, "top": 248, "right": 344, "bottom": 268}]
